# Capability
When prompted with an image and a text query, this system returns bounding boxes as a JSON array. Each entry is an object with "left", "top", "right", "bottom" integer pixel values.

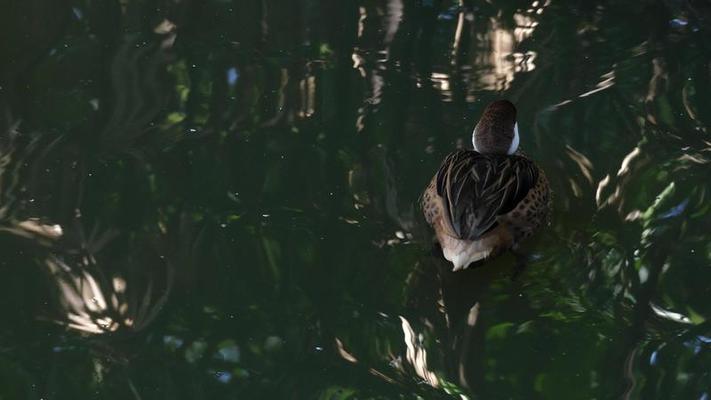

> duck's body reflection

[{"left": 403, "top": 246, "right": 519, "bottom": 394}]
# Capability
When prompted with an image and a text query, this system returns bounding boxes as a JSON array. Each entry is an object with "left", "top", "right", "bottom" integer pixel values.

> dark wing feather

[{"left": 435, "top": 150, "right": 538, "bottom": 240}]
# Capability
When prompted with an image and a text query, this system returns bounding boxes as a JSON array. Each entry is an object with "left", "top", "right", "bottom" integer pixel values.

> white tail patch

[{"left": 439, "top": 234, "right": 492, "bottom": 271}]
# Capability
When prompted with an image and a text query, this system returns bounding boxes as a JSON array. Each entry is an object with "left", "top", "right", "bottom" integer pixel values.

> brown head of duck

[{"left": 472, "top": 100, "right": 520, "bottom": 155}]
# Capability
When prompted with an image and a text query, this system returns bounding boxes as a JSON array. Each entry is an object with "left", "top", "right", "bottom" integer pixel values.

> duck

[{"left": 421, "top": 100, "right": 551, "bottom": 271}]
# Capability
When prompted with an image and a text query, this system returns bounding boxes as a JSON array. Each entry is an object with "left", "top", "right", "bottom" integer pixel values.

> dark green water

[{"left": 1, "top": 1, "right": 711, "bottom": 399}]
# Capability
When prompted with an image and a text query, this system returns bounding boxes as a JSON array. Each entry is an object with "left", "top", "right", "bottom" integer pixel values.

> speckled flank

[
  {"left": 421, "top": 177, "right": 442, "bottom": 226},
  {"left": 501, "top": 166, "right": 552, "bottom": 242}
]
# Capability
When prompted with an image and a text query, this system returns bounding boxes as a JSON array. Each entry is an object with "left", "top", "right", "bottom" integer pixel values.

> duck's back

[{"left": 423, "top": 150, "right": 538, "bottom": 240}]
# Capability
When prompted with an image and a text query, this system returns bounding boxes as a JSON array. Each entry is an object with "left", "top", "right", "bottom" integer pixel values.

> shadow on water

[{"left": 1, "top": 0, "right": 711, "bottom": 399}]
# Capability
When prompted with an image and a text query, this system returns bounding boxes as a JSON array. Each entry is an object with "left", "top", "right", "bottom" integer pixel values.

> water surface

[{"left": 1, "top": 1, "right": 711, "bottom": 399}]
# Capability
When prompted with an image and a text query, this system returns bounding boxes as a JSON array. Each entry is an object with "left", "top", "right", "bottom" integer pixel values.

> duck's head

[{"left": 472, "top": 100, "right": 520, "bottom": 155}]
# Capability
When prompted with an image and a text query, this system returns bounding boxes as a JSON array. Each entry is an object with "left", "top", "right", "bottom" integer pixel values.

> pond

[{"left": 1, "top": 1, "right": 710, "bottom": 399}]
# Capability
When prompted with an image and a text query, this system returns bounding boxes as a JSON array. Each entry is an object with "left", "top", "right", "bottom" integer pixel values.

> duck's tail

[{"left": 437, "top": 226, "right": 512, "bottom": 271}]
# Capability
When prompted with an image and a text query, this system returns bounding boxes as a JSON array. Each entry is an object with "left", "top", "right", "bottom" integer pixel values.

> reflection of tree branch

[
  {"left": 618, "top": 240, "right": 670, "bottom": 398},
  {"left": 457, "top": 302, "right": 478, "bottom": 390},
  {"left": 450, "top": 0, "right": 466, "bottom": 67},
  {"left": 43, "top": 225, "right": 173, "bottom": 336}
]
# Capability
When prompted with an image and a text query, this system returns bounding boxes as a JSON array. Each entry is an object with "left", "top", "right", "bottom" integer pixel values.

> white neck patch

[
  {"left": 507, "top": 123, "right": 520, "bottom": 155},
  {"left": 472, "top": 126, "right": 479, "bottom": 152}
]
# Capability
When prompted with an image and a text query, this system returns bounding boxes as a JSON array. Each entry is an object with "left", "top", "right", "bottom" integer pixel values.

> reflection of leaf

[
  {"left": 261, "top": 235, "right": 281, "bottom": 282},
  {"left": 641, "top": 182, "right": 677, "bottom": 224},
  {"left": 594, "top": 231, "right": 618, "bottom": 247},
  {"left": 686, "top": 308, "right": 706, "bottom": 325},
  {"left": 185, "top": 340, "right": 208, "bottom": 363},
  {"left": 540, "top": 311, "right": 569, "bottom": 321},
  {"left": 317, "top": 386, "right": 356, "bottom": 400},
  {"left": 486, "top": 322, "right": 514, "bottom": 340},
  {"left": 0, "top": 356, "right": 37, "bottom": 400}
]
